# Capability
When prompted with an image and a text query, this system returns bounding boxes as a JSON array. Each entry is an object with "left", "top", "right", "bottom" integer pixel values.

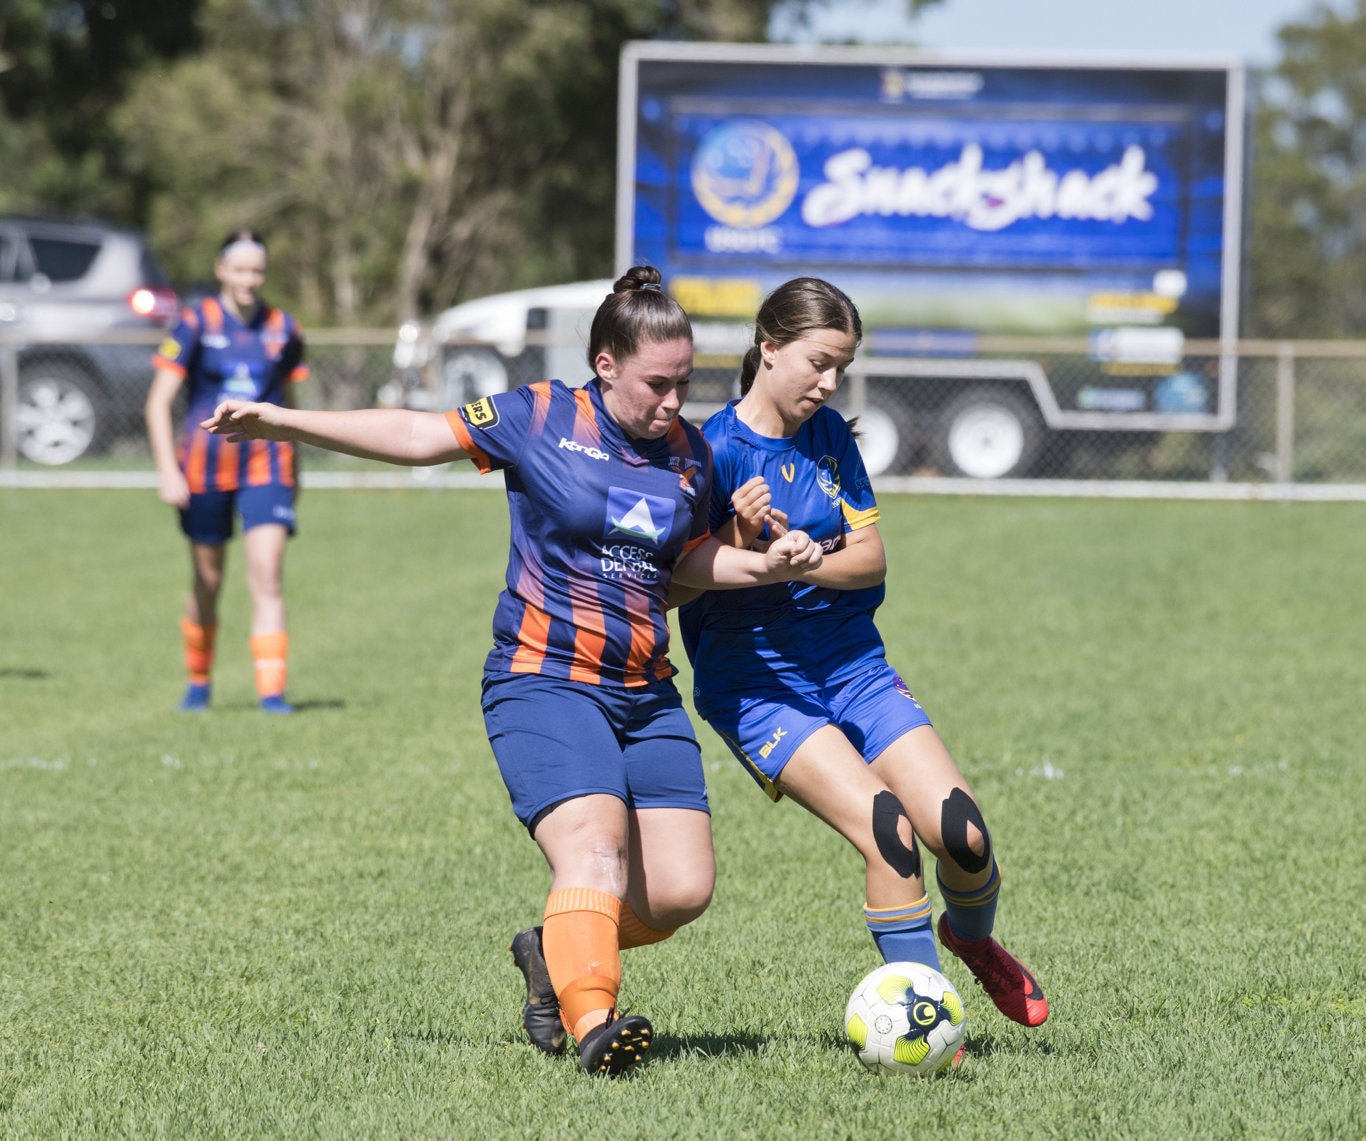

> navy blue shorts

[
  {"left": 180, "top": 484, "right": 297, "bottom": 545},
  {"left": 481, "top": 671, "right": 709, "bottom": 831},
  {"left": 697, "top": 660, "right": 933, "bottom": 801}
]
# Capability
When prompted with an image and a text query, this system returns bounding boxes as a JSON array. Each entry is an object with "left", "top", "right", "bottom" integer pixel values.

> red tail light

[{"left": 128, "top": 286, "right": 180, "bottom": 321}]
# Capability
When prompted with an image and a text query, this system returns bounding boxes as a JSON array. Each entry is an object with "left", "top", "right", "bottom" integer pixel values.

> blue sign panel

[{"left": 626, "top": 51, "right": 1238, "bottom": 339}]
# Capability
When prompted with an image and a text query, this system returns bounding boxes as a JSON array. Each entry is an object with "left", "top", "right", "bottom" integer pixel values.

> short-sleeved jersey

[
  {"left": 678, "top": 401, "right": 885, "bottom": 695},
  {"left": 444, "top": 378, "right": 714, "bottom": 688},
  {"left": 152, "top": 296, "right": 309, "bottom": 493}
]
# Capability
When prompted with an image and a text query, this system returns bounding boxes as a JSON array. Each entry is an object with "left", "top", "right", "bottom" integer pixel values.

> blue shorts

[
  {"left": 697, "top": 660, "right": 933, "bottom": 801},
  {"left": 481, "top": 672, "right": 709, "bottom": 832},
  {"left": 180, "top": 484, "right": 297, "bottom": 545}
]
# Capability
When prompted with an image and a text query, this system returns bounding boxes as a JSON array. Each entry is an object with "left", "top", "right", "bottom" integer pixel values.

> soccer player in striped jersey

[
  {"left": 201, "top": 267, "right": 824, "bottom": 1076},
  {"left": 677, "top": 278, "right": 1049, "bottom": 1033},
  {"left": 146, "top": 229, "right": 308, "bottom": 714}
]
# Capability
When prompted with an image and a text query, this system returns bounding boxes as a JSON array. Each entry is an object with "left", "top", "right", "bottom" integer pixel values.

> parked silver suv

[{"left": 0, "top": 215, "right": 178, "bottom": 464}]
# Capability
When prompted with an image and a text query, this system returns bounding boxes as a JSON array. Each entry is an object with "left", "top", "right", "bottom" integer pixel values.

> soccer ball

[{"left": 844, "top": 961, "right": 966, "bottom": 1076}]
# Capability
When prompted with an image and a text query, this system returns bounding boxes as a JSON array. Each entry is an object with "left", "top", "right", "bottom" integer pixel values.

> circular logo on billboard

[{"left": 691, "top": 121, "right": 800, "bottom": 229}]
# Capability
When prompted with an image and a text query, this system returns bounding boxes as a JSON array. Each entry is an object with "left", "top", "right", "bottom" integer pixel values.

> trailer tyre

[
  {"left": 849, "top": 400, "right": 913, "bottom": 477},
  {"left": 935, "top": 387, "right": 1042, "bottom": 479}
]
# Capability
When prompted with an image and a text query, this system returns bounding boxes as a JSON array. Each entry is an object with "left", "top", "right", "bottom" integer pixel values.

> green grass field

[{"left": 2, "top": 488, "right": 1363, "bottom": 1138}]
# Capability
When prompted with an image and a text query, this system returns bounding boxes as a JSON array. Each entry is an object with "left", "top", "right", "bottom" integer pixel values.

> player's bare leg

[
  {"left": 529, "top": 795, "right": 654, "bottom": 1075},
  {"left": 873, "top": 727, "right": 1048, "bottom": 1026},
  {"left": 243, "top": 522, "right": 291, "bottom": 711},
  {"left": 178, "top": 541, "right": 225, "bottom": 711},
  {"left": 777, "top": 725, "right": 940, "bottom": 969}
]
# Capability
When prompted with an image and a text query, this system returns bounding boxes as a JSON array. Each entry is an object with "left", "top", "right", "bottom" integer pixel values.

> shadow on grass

[
  {"left": 652, "top": 1030, "right": 771, "bottom": 1061},
  {"left": 396, "top": 1025, "right": 774, "bottom": 1064},
  {"left": 0, "top": 667, "right": 51, "bottom": 679},
  {"left": 201, "top": 697, "right": 350, "bottom": 714}
]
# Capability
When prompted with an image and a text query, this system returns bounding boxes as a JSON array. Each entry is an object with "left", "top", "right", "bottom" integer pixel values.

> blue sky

[{"left": 772, "top": 0, "right": 1341, "bottom": 65}]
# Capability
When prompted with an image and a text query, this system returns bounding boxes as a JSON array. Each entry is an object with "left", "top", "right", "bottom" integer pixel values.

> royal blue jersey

[
  {"left": 152, "top": 296, "right": 308, "bottom": 492},
  {"left": 678, "top": 401, "right": 886, "bottom": 695},
  {"left": 445, "top": 378, "right": 713, "bottom": 687}
]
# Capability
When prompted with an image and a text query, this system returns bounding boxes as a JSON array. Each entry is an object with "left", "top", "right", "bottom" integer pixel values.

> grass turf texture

[{"left": 2, "top": 488, "right": 1363, "bottom": 1138}]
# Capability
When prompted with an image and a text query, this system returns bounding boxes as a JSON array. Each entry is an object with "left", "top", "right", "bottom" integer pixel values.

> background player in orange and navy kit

[
  {"left": 678, "top": 278, "right": 1048, "bottom": 1036},
  {"left": 198, "top": 267, "right": 824, "bottom": 1077},
  {"left": 145, "top": 229, "right": 308, "bottom": 714}
]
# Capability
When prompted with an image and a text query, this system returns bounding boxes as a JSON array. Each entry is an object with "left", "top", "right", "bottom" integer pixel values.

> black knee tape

[
  {"left": 940, "top": 787, "right": 991, "bottom": 874},
  {"left": 872, "top": 790, "right": 922, "bottom": 879}
]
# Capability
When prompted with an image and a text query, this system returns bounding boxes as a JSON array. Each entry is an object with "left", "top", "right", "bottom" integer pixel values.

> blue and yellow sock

[
  {"left": 865, "top": 894, "right": 940, "bottom": 970},
  {"left": 937, "top": 859, "right": 1002, "bottom": 943}
]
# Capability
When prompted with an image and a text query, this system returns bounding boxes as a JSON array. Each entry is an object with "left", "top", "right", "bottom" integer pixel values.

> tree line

[{"left": 2, "top": 0, "right": 1363, "bottom": 338}]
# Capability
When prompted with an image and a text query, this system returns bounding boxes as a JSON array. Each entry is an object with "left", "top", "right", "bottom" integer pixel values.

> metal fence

[{"left": 3, "top": 327, "right": 1365, "bottom": 498}]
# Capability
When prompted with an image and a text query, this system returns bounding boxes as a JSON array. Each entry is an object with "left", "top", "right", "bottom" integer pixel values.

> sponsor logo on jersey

[
  {"left": 758, "top": 726, "right": 787, "bottom": 759},
  {"left": 605, "top": 487, "right": 674, "bottom": 548},
  {"left": 203, "top": 334, "right": 230, "bottom": 350},
  {"left": 817, "top": 456, "right": 841, "bottom": 500},
  {"left": 462, "top": 397, "right": 498, "bottom": 429},
  {"left": 780, "top": 462, "right": 796, "bottom": 482},
  {"left": 559, "top": 437, "right": 609, "bottom": 461},
  {"left": 599, "top": 542, "right": 661, "bottom": 584}
]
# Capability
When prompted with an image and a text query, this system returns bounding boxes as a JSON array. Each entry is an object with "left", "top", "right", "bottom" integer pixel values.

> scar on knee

[
  {"left": 940, "top": 787, "right": 991, "bottom": 874},
  {"left": 872, "top": 790, "right": 921, "bottom": 879}
]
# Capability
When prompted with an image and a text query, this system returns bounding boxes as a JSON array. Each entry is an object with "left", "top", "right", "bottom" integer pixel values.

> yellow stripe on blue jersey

[{"left": 841, "top": 500, "right": 880, "bottom": 530}]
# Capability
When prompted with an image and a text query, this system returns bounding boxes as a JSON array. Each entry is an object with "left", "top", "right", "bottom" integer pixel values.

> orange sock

[
  {"left": 250, "top": 631, "right": 289, "bottom": 698},
  {"left": 542, "top": 887, "right": 622, "bottom": 1042},
  {"left": 619, "top": 900, "right": 675, "bottom": 949},
  {"left": 181, "top": 618, "right": 217, "bottom": 684}
]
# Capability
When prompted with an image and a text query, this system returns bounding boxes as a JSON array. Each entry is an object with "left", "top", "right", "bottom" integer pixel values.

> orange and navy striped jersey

[
  {"left": 444, "top": 378, "right": 714, "bottom": 688},
  {"left": 152, "top": 297, "right": 308, "bottom": 493}
]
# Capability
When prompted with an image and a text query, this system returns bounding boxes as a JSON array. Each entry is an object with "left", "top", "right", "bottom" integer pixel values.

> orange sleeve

[{"left": 444, "top": 409, "right": 491, "bottom": 473}]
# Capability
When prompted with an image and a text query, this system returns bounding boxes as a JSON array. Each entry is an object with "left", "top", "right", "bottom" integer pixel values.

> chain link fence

[{"left": 3, "top": 327, "right": 1365, "bottom": 495}]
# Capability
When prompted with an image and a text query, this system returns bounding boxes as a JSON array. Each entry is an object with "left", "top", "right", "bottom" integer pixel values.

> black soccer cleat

[
  {"left": 577, "top": 1010, "right": 653, "bottom": 1077},
  {"left": 510, "top": 926, "right": 566, "bottom": 1055}
]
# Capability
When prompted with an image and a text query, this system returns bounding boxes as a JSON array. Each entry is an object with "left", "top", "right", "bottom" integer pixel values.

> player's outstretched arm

[
  {"left": 673, "top": 529, "right": 822, "bottom": 589},
  {"left": 202, "top": 400, "right": 469, "bottom": 466}
]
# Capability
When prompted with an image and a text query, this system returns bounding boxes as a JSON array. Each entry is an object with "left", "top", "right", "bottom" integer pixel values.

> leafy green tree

[
  {"left": 1249, "top": 0, "right": 1366, "bottom": 338},
  {"left": 116, "top": 0, "right": 863, "bottom": 325},
  {"left": 0, "top": 0, "right": 200, "bottom": 216}
]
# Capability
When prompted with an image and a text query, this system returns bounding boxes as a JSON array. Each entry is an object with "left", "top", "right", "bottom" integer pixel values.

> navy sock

[{"left": 937, "top": 860, "right": 1001, "bottom": 943}]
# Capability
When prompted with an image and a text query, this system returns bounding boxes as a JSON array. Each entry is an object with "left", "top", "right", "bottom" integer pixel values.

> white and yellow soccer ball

[{"left": 844, "top": 961, "right": 966, "bottom": 1076}]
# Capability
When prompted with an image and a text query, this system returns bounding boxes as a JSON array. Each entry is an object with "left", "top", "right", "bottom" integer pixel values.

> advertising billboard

[{"left": 618, "top": 43, "right": 1243, "bottom": 347}]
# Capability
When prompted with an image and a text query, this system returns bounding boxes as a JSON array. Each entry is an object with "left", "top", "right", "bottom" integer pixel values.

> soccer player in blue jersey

[
  {"left": 146, "top": 230, "right": 308, "bottom": 714},
  {"left": 201, "top": 267, "right": 824, "bottom": 1077},
  {"left": 676, "top": 277, "right": 1049, "bottom": 1032}
]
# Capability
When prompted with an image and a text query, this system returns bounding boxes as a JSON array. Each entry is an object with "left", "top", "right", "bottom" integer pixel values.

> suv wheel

[
  {"left": 16, "top": 363, "right": 104, "bottom": 465},
  {"left": 935, "top": 387, "right": 1042, "bottom": 479}
]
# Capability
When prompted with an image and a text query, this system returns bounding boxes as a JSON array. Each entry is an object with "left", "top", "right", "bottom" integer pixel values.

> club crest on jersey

[
  {"left": 605, "top": 487, "right": 674, "bottom": 548},
  {"left": 668, "top": 454, "right": 702, "bottom": 497},
  {"left": 817, "top": 455, "right": 841, "bottom": 500},
  {"left": 462, "top": 397, "right": 499, "bottom": 429}
]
